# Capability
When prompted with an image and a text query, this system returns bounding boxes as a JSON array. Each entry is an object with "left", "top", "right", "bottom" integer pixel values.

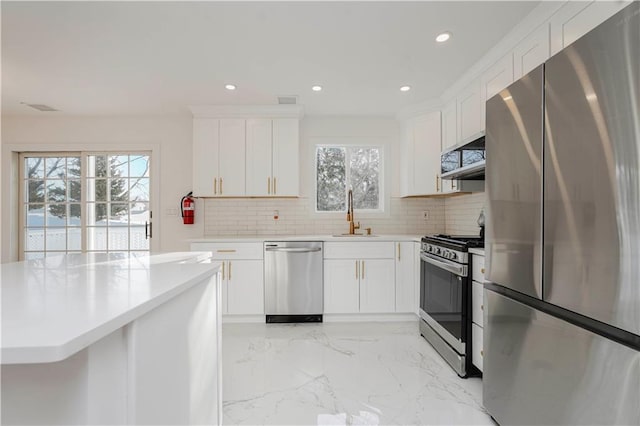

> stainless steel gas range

[{"left": 418, "top": 234, "right": 483, "bottom": 378}]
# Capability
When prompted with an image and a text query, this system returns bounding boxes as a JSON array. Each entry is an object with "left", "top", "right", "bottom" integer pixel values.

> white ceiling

[{"left": 2, "top": 1, "right": 539, "bottom": 117}]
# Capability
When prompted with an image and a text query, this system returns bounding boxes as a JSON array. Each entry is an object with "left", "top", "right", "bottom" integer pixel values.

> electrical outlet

[
  {"left": 422, "top": 211, "right": 430, "bottom": 220},
  {"left": 166, "top": 208, "right": 178, "bottom": 217}
]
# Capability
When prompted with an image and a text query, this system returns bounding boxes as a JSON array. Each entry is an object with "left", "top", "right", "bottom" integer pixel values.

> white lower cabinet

[
  {"left": 226, "top": 259, "right": 264, "bottom": 315},
  {"left": 472, "top": 322, "right": 484, "bottom": 372},
  {"left": 471, "top": 253, "right": 486, "bottom": 372},
  {"left": 190, "top": 242, "right": 264, "bottom": 315},
  {"left": 395, "top": 242, "right": 416, "bottom": 313},
  {"left": 324, "top": 242, "right": 396, "bottom": 314},
  {"left": 360, "top": 259, "right": 395, "bottom": 313},
  {"left": 323, "top": 259, "right": 360, "bottom": 314}
]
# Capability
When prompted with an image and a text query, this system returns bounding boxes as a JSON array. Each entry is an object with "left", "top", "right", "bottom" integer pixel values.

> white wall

[
  {"left": 1, "top": 115, "right": 445, "bottom": 261},
  {"left": 1, "top": 116, "right": 203, "bottom": 261}
]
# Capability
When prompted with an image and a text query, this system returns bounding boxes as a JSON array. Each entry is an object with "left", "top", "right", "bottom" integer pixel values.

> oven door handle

[{"left": 420, "top": 253, "right": 467, "bottom": 276}]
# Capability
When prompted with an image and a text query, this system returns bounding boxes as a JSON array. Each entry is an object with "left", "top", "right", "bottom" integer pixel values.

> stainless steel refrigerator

[{"left": 484, "top": 3, "right": 640, "bottom": 424}]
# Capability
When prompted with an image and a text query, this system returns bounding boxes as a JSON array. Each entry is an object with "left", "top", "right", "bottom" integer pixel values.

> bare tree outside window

[{"left": 316, "top": 146, "right": 381, "bottom": 212}]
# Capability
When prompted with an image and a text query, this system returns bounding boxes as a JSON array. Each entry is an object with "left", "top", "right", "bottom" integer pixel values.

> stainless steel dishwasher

[{"left": 264, "top": 241, "right": 323, "bottom": 323}]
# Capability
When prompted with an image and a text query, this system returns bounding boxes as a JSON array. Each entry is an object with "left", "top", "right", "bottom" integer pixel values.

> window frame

[
  {"left": 18, "top": 150, "right": 153, "bottom": 260},
  {"left": 314, "top": 144, "right": 385, "bottom": 215}
]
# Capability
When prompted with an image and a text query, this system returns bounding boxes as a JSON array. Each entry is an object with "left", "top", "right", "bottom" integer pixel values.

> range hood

[{"left": 440, "top": 132, "right": 485, "bottom": 180}]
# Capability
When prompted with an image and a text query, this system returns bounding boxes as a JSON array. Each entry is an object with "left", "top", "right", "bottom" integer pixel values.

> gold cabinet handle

[
  {"left": 355, "top": 260, "right": 359, "bottom": 279},
  {"left": 481, "top": 267, "right": 485, "bottom": 274},
  {"left": 214, "top": 178, "right": 217, "bottom": 195},
  {"left": 436, "top": 175, "right": 440, "bottom": 191},
  {"left": 361, "top": 260, "right": 365, "bottom": 279},
  {"left": 222, "top": 261, "right": 225, "bottom": 280},
  {"left": 273, "top": 177, "right": 277, "bottom": 194},
  {"left": 220, "top": 177, "right": 223, "bottom": 194},
  {"left": 268, "top": 177, "right": 271, "bottom": 194},
  {"left": 397, "top": 243, "right": 401, "bottom": 261},
  {"left": 216, "top": 249, "right": 236, "bottom": 253},
  {"left": 229, "top": 261, "right": 232, "bottom": 280},
  {"left": 481, "top": 349, "right": 484, "bottom": 357}
]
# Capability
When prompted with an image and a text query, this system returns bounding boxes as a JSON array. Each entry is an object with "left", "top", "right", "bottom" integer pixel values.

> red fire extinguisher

[{"left": 181, "top": 192, "right": 195, "bottom": 225}]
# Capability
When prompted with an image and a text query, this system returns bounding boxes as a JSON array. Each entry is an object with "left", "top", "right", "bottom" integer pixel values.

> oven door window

[{"left": 421, "top": 259, "right": 463, "bottom": 341}]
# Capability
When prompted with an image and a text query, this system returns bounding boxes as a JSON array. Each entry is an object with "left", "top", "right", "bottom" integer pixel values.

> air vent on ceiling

[
  {"left": 23, "top": 103, "right": 59, "bottom": 112},
  {"left": 277, "top": 96, "right": 298, "bottom": 105}
]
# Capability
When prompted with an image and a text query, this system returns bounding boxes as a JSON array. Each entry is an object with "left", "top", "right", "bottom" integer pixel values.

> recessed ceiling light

[
  {"left": 312, "top": 85, "right": 323, "bottom": 92},
  {"left": 225, "top": 84, "right": 237, "bottom": 91},
  {"left": 400, "top": 86, "right": 411, "bottom": 92},
  {"left": 436, "top": 32, "right": 452, "bottom": 43}
]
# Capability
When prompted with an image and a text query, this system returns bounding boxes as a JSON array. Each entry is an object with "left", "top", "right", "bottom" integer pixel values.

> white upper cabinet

[
  {"left": 399, "top": 111, "right": 442, "bottom": 197},
  {"left": 192, "top": 118, "right": 219, "bottom": 197},
  {"left": 218, "top": 119, "right": 246, "bottom": 196},
  {"left": 481, "top": 53, "right": 514, "bottom": 104},
  {"left": 549, "top": 1, "right": 630, "bottom": 55},
  {"left": 441, "top": 99, "right": 458, "bottom": 150},
  {"left": 245, "top": 118, "right": 300, "bottom": 197},
  {"left": 412, "top": 112, "right": 442, "bottom": 195},
  {"left": 271, "top": 118, "right": 299, "bottom": 196},
  {"left": 457, "top": 80, "right": 484, "bottom": 142},
  {"left": 246, "top": 119, "right": 273, "bottom": 196},
  {"left": 192, "top": 118, "right": 245, "bottom": 197},
  {"left": 513, "top": 23, "right": 551, "bottom": 79},
  {"left": 191, "top": 106, "right": 302, "bottom": 198}
]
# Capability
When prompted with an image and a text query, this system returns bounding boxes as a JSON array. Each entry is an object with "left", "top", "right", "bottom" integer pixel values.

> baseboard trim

[{"left": 323, "top": 313, "right": 418, "bottom": 323}]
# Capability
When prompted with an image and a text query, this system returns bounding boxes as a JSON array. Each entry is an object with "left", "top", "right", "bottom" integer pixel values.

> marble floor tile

[{"left": 222, "top": 321, "right": 492, "bottom": 425}]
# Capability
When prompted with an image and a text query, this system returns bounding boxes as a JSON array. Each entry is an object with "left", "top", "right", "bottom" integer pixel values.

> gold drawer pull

[
  {"left": 355, "top": 260, "right": 359, "bottom": 279},
  {"left": 220, "top": 178, "right": 223, "bottom": 194},
  {"left": 217, "top": 249, "right": 237, "bottom": 253},
  {"left": 361, "top": 260, "right": 365, "bottom": 279},
  {"left": 229, "top": 262, "right": 232, "bottom": 280},
  {"left": 480, "top": 267, "right": 485, "bottom": 274},
  {"left": 222, "top": 262, "right": 225, "bottom": 280},
  {"left": 214, "top": 178, "right": 217, "bottom": 195}
]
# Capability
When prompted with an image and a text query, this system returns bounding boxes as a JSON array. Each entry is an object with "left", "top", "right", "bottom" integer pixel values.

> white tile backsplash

[
  {"left": 444, "top": 192, "right": 486, "bottom": 236},
  {"left": 203, "top": 192, "right": 486, "bottom": 237},
  {"left": 204, "top": 197, "right": 445, "bottom": 236}
]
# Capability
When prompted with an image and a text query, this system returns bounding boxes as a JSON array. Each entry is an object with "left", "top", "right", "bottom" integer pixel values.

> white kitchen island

[{"left": 1, "top": 252, "right": 223, "bottom": 425}]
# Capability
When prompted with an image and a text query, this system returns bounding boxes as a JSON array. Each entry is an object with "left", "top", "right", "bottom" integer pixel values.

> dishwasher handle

[{"left": 265, "top": 247, "right": 322, "bottom": 253}]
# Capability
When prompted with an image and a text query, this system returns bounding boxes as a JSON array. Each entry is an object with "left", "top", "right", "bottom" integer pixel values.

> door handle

[
  {"left": 145, "top": 221, "right": 153, "bottom": 239},
  {"left": 222, "top": 261, "right": 225, "bottom": 280},
  {"left": 356, "top": 260, "right": 359, "bottom": 280},
  {"left": 273, "top": 177, "right": 277, "bottom": 194},
  {"left": 214, "top": 178, "right": 217, "bottom": 195},
  {"left": 361, "top": 260, "right": 365, "bottom": 279},
  {"left": 220, "top": 178, "right": 223, "bottom": 194},
  {"left": 398, "top": 243, "right": 401, "bottom": 261},
  {"left": 229, "top": 261, "right": 232, "bottom": 281},
  {"left": 265, "top": 247, "right": 322, "bottom": 253}
]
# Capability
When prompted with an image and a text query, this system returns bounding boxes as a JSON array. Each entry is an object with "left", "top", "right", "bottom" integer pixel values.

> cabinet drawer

[
  {"left": 324, "top": 242, "right": 395, "bottom": 259},
  {"left": 472, "top": 254, "right": 485, "bottom": 282},
  {"left": 190, "top": 242, "right": 263, "bottom": 260},
  {"left": 472, "top": 322, "right": 484, "bottom": 372},
  {"left": 472, "top": 281, "right": 484, "bottom": 327}
]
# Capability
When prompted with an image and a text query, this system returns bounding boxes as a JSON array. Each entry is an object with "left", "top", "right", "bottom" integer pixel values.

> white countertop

[
  {"left": 469, "top": 248, "right": 485, "bottom": 256},
  {"left": 1, "top": 252, "right": 220, "bottom": 365},
  {"left": 190, "top": 234, "right": 423, "bottom": 243}
]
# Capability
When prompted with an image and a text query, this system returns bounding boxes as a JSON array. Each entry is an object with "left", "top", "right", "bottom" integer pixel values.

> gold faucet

[{"left": 347, "top": 189, "right": 360, "bottom": 235}]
